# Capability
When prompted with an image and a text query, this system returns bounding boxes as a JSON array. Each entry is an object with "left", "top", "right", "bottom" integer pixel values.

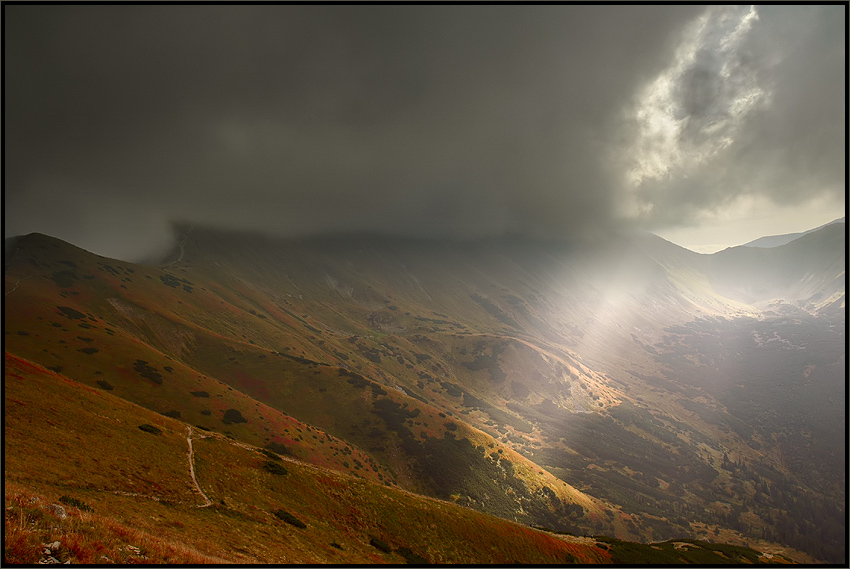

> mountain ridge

[{"left": 741, "top": 217, "right": 845, "bottom": 249}]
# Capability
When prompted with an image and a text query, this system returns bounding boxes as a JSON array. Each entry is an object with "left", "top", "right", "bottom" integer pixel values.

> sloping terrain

[
  {"left": 4, "top": 223, "right": 844, "bottom": 562},
  {"left": 8, "top": 351, "right": 795, "bottom": 564},
  {"left": 4, "top": 352, "right": 610, "bottom": 564}
]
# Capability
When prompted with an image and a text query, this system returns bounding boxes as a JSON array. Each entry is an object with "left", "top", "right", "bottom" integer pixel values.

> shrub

[
  {"left": 56, "top": 306, "right": 86, "bottom": 320},
  {"left": 272, "top": 509, "right": 306, "bottom": 528},
  {"left": 51, "top": 270, "right": 79, "bottom": 288},
  {"left": 138, "top": 424, "right": 162, "bottom": 435},
  {"left": 190, "top": 390, "right": 210, "bottom": 398},
  {"left": 78, "top": 347, "right": 99, "bottom": 355},
  {"left": 396, "top": 546, "right": 428, "bottom": 564},
  {"left": 260, "top": 449, "right": 282, "bottom": 462},
  {"left": 133, "top": 360, "right": 163, "bottom": 385},
  {"left": 96, "top": 380, "right": 114, "bottom": 390},
  {"left": 369, "top": 537, "right": 392, "bottom": 553},
  {"left": 159, "top": 274, "right": 180, "bottom": 288},
  {"left": 222, "top": 408, "right": 247, "bottom": 425},
  {"left": 265, "top": 442, "right": 294, "bottom": 456},
  {"left": 58, "top": 495, "right": 93, "bottom": 512},
  {"left": 262, "top": 461, "right": 288, "bottom": 476},
  {"left": 163, "top": 410, "right": 181, "bottom": 419}
]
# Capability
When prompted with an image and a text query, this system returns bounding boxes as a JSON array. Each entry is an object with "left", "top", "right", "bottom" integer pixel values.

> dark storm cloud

[
  {"left": 629, "top": 4, "right": 845, "bottom": 228},
  {"left": 4, "top": 5, "right": 841, "bottom": 261}
]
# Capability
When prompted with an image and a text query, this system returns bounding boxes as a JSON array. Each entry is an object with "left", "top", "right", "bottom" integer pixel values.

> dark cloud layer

[
  {"left": 4, "top": 5, "right": 844, "bottom": 260},
  {"left": 629, "top": 5, "right": 845, "bottom": 228}
]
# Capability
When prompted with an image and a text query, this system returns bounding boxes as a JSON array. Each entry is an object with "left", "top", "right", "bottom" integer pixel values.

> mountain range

[
  {"left": 741, "top": 217, "right": 845, "bottom": 249},
  {"left": 4, "top": 220, "right": 845, "bottom": 563}
]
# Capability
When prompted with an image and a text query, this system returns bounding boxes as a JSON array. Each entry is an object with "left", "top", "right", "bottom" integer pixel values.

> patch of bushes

[
  {"left": 396, "top": 546, "right": 428, "bottom": 564},
  {"left": 160, "top": 274, "right": 181, "bottom": 288},
  {"left": 440, "top": 381, "right": 463, "bottom": 397},
  {"left": 369, "top": 537, "right": 392, "bottom": 553},
  {"left": 411, "top": 352, "right": 431, "bottom": 363},
  {"left": 96, "top": 380, "right": 114, "bottom": 390},
  {"left": 190, "top": 390, "right": 210, "bottom": 397},
  {"left": 56, "top": 306, "right": 86, "bottom": 320},
  {"left": 262, "top": 461, "right": 288, "bottom": 476},
  {"left": 222, "top": 408, "right": 247, "bottom": 425},
  {"left": 260, "top": 449, "right": 282, "bottom": 462},
  {"left": 78, "top": 347, "right": 99, "bottom": 355},
  {"left": 341, "top": 369, "right": 370, "bottom": 388},
  {"left": 133, "top": 360, "right": 163, "bottom": 384},
  {"left": 51, "top": 270, "right": 78, "bottom": 288},
  {"left": 272, "top": 509, "right": 305, "bottom": 528},
  {"left": 266, "top": 442, "right": 294, "bottom": 456},
  {"left": 163, "top": 410, "right": 181, "bottom": 419},
  {"left": 138, "top": 424, "right": 162, "bottom": 435},
  {"left": 58, "top": 495, "right": 93, "bottom": 512}
]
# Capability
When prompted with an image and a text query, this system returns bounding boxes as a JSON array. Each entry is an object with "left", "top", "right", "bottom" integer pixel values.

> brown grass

[{"left": 4, "top": 484, "right": 229, "bottom": 564}]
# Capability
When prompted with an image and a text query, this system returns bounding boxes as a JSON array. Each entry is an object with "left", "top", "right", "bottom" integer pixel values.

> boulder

[{"left": 47, "top": 504, "right": 67, "bottom": 520}]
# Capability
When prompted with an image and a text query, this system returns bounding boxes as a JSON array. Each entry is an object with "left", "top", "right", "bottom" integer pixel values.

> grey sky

[{"left": 4, "top": 5, "right": 845, "bottom": 260}]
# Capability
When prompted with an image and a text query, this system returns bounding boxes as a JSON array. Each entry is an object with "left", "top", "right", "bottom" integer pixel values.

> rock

[
  {"left": 47, "top": 504, "right": 67, "bottom": 520},
  {"left": 49, "top": 541, "right": 61, "bottom": 551}
]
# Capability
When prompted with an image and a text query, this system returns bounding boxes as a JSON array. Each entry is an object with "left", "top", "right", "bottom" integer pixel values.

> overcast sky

[{"left": 4, "top": 5, "right": 845, "bottom": 260}]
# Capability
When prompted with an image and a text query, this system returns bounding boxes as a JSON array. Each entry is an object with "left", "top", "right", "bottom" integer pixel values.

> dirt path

[{"left": 186, "top": 426, "right": 212, "bottom": 508}]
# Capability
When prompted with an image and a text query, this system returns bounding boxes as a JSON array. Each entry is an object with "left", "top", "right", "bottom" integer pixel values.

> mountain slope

[
  {"left": 4, "top": 352, "right": 614, "bottom": 564},
  {"left": 707, "top": 222, "right": 845, "bottom": 315},
  {"left": 5, "top": 224, "right": 843, "bottom": 562}
]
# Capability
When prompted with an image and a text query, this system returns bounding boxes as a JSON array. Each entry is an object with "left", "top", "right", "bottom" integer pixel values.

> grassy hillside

[
  {"left": 5, "top": 351, "right": 609, "bottom": 564},
  {"left": 5, "top": 228, "right": 841, "bottom": 562},
  {"left": 5, "top": 352, "right": 798, "bottom": 564},
  {"left": 3, "top": 232, "right": 619, "bottom": 537}
]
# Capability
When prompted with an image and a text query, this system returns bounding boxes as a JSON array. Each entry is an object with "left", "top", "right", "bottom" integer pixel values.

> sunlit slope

[
  {"left": 3, "top": 232, "right": 623, "bottom": 538},
  {"left": 4, "top": 352, "right": 616, "bottom": 564}
]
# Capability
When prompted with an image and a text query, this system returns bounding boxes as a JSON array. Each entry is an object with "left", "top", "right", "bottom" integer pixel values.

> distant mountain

[
  {"left": 708, "top": 221, "right": 846, "bottom": 315},
  {"left": 4, "top": 224, "right": 844, "bottom": 563},
  {"left": 741, "top": 217, "right": 845, "bottom": 248}
]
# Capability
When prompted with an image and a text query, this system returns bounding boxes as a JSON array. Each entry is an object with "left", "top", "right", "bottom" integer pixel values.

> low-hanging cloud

[{"left": 4, "top": 5, "right": 843, "bottom": 261}]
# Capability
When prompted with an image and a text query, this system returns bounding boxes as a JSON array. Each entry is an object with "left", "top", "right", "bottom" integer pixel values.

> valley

[{"left": 4, "top": 222, "right": 844, "bottom": 563}]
